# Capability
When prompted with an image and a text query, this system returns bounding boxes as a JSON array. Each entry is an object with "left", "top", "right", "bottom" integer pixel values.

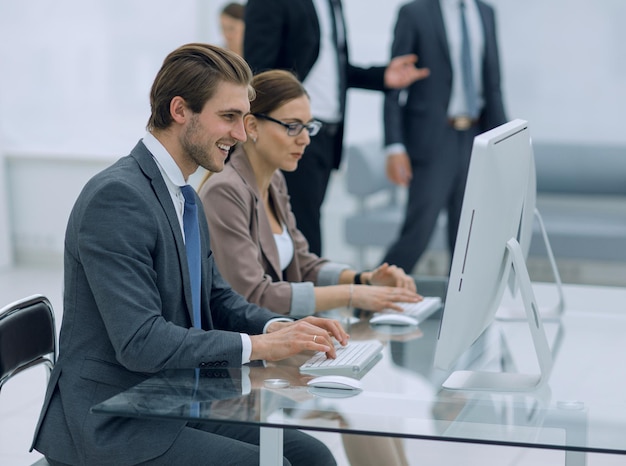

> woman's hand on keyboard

[
  {"left": 250, "top": 316, "right": 349, "bottom": 362},
  {"left": 352, "top": 285, "right": 422, "bottom": 313},
  {"left": 367, "top": 263, "right": 417, "bottom": 291}
]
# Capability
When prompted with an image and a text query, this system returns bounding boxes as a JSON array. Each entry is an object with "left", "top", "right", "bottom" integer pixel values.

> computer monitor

[
  {"left": 434, "top": 119, "right": 552, "bottom": 392},
  {"left": 507, "top": 148, "right": 537, "bottom": 295},
  {"left": 498, "top": 147, "right": 565, "bottom": 321}
]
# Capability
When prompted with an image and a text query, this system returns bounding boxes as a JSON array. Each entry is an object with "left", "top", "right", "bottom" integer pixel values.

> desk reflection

[{"left": 92, "top": 301, "right": 597, "bottom": 466}]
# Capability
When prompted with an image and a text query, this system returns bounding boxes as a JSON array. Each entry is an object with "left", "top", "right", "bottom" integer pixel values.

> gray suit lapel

[{"left": 130, "top": 141, "right": 196, "bottom": 325}]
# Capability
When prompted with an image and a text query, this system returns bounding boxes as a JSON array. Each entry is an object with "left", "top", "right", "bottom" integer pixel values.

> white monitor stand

[
  {"left": 497, "top": 208, "right": 565, "bottom": 322},
  {"left": 442, "top": 238, "right": 553, "bottom": 392}
]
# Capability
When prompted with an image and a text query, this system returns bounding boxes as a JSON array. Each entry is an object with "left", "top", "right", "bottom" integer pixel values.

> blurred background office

[
  {"left": 1, "top": 0, "right": 625, "bottom": 284},
  {"left": 1, "top": 2, "right": 625, "bottom": 464}
]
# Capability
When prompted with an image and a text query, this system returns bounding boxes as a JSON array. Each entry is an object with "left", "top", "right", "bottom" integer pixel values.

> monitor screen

[{"left": 433, "top": 119, "right": 552, "bottom": 391}]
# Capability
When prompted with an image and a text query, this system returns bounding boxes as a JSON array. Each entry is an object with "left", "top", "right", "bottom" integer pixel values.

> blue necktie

[
  {"left": 181, "top": 185, "right": 201, "bottom": 329},
  {"left": 460, "top": 1, "right": 479, "bottom": 118}
]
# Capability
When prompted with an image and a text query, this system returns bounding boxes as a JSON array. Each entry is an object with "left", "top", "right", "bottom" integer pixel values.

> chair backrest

[
  {"left": 0, "top": 294, "right": 57, "bottom": 391},
  {"left": 345, "top": 142, "right": 396, "bottom": 196}
]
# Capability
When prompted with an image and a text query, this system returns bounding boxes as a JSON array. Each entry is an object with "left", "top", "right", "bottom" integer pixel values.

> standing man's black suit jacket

[{"left": 244, "top": 0, "right": 387, "bottom": 169}]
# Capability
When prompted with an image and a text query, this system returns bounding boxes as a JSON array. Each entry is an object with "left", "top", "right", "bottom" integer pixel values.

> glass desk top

[{"left": 91, "top": 282, "right": 626, "bottom": 457}]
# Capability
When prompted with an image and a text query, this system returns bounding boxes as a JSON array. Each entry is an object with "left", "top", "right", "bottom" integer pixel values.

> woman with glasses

[{"left": 198, "top": 69, "right": 420, "bottom": 317}]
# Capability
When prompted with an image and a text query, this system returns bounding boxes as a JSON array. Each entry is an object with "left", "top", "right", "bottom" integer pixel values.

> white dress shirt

[{"left": 142, "top": 132, "right": 254, "bottom": 363}]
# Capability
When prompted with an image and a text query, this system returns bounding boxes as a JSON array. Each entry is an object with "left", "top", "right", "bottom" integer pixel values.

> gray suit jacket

[
  {"left": 384, "top": 0, "right": 507, "bottom": 155},
  {"left": 31, "top": 141, "right": 280, "bottom": 465},
  {"left": 198, "top": 146, "right": 330, "bottom": 316}
]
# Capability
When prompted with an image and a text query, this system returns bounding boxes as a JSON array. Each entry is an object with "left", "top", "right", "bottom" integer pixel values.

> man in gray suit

[
  {"left": 31, "top": 43, "right": 346, "bottom": 466},
  {"left": 382, "top": 0, "right": 507, "bottom": 273}
]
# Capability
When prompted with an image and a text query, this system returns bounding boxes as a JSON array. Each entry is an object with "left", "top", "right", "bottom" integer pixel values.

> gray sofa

[
  {"left": 343, "top": 140, "right": 626, "bottom": 268},
  {"left": 530, "top": 142, "right": 626, "bottom": 262}
]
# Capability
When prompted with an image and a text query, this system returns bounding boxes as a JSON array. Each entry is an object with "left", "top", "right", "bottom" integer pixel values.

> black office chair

[{"left": 0, "top": 294, "right": 57, "bottom": 466}]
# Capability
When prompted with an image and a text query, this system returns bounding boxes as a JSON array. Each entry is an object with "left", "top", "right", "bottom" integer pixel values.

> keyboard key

[{"left": 299, "top": 340, "right": 383, "bottom": 376}]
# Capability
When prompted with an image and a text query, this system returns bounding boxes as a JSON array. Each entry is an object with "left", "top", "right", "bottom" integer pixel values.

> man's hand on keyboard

[{"left": 250, "top": 316, "right": 349, "bottom": 362}]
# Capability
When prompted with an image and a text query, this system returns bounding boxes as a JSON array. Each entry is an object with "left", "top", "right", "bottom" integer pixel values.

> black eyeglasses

[{"left": 252, "top": 113, "right": 322, "bottom": 137}]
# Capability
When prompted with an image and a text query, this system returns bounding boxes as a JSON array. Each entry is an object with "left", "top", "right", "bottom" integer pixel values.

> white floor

[{"left": 2, "top": 170, "right": 626, "bottom": 465}]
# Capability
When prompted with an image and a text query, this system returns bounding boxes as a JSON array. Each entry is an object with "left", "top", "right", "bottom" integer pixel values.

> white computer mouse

[
  {"left": 369, "top": 313, "right": 418, "bottom": 326},
  {"left": 306, "top": 375, "right": 362, "bottom": 391}
]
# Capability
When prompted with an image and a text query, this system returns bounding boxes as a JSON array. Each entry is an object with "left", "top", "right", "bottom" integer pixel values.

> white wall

[
  {"left": 0, "top": 150, "right": 11, "bottom": 268},
  {"left": 0, "top": 0, "right": 212, "bottom": 265},
  {"left": 3, "top": 152, "right": 115, "bottom": 264},
  {"left": 3, "top": 0, "right": 624, "bottom": 154},
  {"left": 1, "top": 0, "right": 625, "bottom": 265}
]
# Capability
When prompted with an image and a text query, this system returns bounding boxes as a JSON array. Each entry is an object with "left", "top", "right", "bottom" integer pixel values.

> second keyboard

[{"left": 384, "top": 296, "right": 442, "bottom": 323}]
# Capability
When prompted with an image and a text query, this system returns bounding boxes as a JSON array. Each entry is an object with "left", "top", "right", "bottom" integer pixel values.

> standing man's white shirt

[
  {"left": 440, "top": 0, "right": 485, "bottom": 118},
  {"left": 304, "top": 0, "right": 342, "bottom": 123}
]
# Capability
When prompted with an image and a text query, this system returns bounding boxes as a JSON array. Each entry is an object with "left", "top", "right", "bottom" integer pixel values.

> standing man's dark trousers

[
  {"left": 382, "top": 124, "right": 479, "bottom": 274},
  {"left": 282, "top": 121, "right": 342, "bottom": 256}
]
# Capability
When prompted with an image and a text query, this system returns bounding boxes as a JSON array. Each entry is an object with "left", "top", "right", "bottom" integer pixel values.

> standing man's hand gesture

[{"left": 384, "top": 54, "right": 430, "bottom": 89}]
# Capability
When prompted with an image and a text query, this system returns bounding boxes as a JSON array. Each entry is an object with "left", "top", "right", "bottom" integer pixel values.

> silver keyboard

[
  {"left": 299, "top": 340, "right": 383, "bottom": 376},
  {"left": 385, "top": 296, "right": 442, "bottom": 323}
]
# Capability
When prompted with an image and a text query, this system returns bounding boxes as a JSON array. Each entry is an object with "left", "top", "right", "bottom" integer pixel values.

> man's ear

[{"left": 170, "top": 96, "right": 188, "bottom": 124}]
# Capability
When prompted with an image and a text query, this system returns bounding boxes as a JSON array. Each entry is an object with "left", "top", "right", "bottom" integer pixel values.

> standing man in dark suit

[
  {"left": 382, "top": 0, "right": 507, "bottom": 273},
  {"left": 31, "top": 43, "right": 346, "bottom": 466},
  {"left": 244, "top": 0, "right": 429, "bottom": 256}
]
